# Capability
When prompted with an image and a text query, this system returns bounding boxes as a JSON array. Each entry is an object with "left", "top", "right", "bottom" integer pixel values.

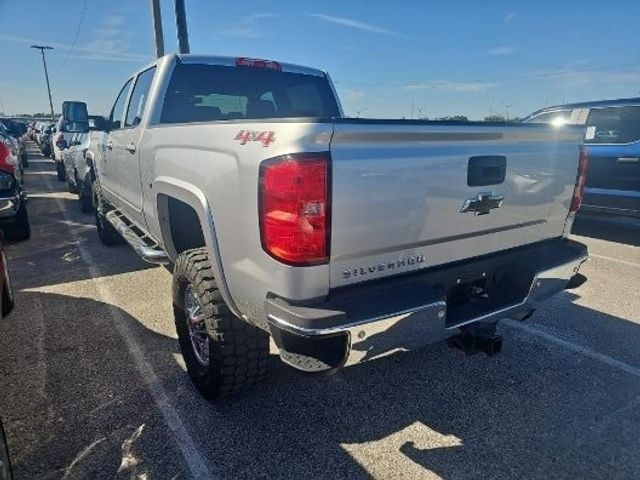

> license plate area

[{"left": 441, "top": 263, "right": 535, "bottom": 326}]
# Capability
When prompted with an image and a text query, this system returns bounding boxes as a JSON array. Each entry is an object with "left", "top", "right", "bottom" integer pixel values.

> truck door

[
  {"left": 108, "top": 67, "right": 156, "bottom": 227},
  {"left": 101, "top": 78, "right": 133, "bottom": 203},
  {"left": 583, "top": 105, "right": 640, "bottom": 214}
]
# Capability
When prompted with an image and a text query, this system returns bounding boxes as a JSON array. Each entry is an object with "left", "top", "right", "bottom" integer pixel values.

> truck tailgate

[{"left": 329, "top": 121, "right": 584, "bottom": 288}]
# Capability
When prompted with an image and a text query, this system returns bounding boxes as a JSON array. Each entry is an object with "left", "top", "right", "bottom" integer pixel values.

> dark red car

[{"left": 0, "top": 235, "right": 14, "bottom": 480}]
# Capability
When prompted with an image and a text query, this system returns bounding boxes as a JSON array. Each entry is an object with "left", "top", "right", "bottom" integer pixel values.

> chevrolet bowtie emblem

[{"left": 460, "top": 192, "right": 504, "bottom": 215}]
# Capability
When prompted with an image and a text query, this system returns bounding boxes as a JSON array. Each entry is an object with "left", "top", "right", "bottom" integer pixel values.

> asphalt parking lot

[{"left": 1, "top": 143, "right": 640, "bottom": 480}]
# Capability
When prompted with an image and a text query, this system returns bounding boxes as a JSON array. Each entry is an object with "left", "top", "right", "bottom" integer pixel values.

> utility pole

[
  {"left": 150, "top": 0, "right": 165, "bottom": 57},
  {"left": 174, "top": 0, "right": 190, "bottom": 54},
  {"left": 30, "top": 45, "right": 55, "bottom": 121}
]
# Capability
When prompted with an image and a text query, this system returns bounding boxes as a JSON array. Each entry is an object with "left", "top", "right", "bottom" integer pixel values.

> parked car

[
  {"left": 0, "top": 230, "right": 15, "bottom": 480},
  {"left": 524, "top": 97, "right": 640, "bottom": 218},
  {"left": 83, "top": 54, "right": 588, "bottom": 400},
  {"left": 0, "top": 133, "right": 30, "bottom": 241},
  {"left": 52, "top": 104, "right": 90, "bottom": 181},
  {"left": 61, "top": 128, "right": 100, "bottom": 212},
  {"left": 0, "top": 233, "right": 15, "bottom": 316},
  {"left": 0, "top": 417, "right": 12, "bottom": 480},
  {"left": 40, "top": 124, "right": 55, "bottom": 158}
]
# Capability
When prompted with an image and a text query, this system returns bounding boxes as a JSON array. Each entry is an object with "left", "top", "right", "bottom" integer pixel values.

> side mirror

[
  {"left": 92, "top": 116, "right": 110, "bottom": 132},
  {"left": 56, "top": 139, "right": 68, "bottom": 149}
]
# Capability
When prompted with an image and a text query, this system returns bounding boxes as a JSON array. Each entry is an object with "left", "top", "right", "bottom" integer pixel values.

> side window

[
  {"left": 125, "top": 67, "right": 156, "bottom": 127},
  {"left": 110, "top": 79, "right": 133, "bottom": 130},
  {"left": 526, "top": 109, "right": 573, "bottom": 125},
  {"left": 585, "top": 106, "right": 640, "bottom": 144}
]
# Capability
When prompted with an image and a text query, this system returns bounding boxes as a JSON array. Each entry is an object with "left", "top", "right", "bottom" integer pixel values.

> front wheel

[
  {"left": 93, "top": 179, "right": 124, "bottom": 245},
  {"left": 173, "top": 248, "right": 270, "bottom": 399},
  {"left": 66, "top": 172, "right": 78, "bottom": 194},
  {"left": 56, "top": 162, "right": 65, "bottom": 182},
  {"left": 3, "top": 201, "right": 30, "bottom": 242}
]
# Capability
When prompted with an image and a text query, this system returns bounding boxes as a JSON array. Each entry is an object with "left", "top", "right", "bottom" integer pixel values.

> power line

[
  {"left": 59, "top": 0, "right": 88, "bottom": 67},
  {"left": 342, "top": 58, "right": 640, "bottom": 88}
]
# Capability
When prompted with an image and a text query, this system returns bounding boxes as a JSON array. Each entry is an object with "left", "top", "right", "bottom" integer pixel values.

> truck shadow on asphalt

[
  {"left": 4, "top": 290, "right": 640, "bottom": 479},
  {"left": 573, "top": 214, "right": 640, "bottom": 247}
]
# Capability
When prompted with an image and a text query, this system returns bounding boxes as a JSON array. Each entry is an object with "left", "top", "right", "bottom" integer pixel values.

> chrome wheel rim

[{"left": 184, "top": 284, "right": 209, "bottom": 366}]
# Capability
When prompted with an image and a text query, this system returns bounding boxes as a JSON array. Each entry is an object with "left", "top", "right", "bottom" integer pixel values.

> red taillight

[
  {"left": 570, "top": 147, "right": 589, "bottom": 212},
  {"left": 0, "top": 143, "right": 15, "bottom": 174},
  {"left": 259, "top": 153, "right": 330, "bottom": 266},
  {"left": 236, "top": 57, "right": 282, "bottom": 71}
]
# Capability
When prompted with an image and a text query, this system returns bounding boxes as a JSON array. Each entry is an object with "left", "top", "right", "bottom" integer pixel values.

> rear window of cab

[{"left": 160, "top": 64, "right": 340, "bottom": 124}]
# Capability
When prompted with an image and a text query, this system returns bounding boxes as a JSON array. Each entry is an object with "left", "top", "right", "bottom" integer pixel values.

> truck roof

[
  {"left": 532, "top": 96, "right": 640, "bottom": 115},
  {"left": 137, "top": 53, "right": 327, "bottom": 78}
]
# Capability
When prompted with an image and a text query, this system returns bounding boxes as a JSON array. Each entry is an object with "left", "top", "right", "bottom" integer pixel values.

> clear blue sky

[{"left": 1, "top": 0, "right": 639, "bottom": 119}]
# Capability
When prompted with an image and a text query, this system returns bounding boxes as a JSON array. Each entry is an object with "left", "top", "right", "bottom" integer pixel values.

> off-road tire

[
  {"left": 173, "top": 248, "right": 270, "bottom": 399},
  {"left": 79, "top": 173, "right": 93, "bottom": 213},
  {"left": 93, "top": 179, "right": 124, "bottom": 245},
  {"left": 4, "top": 201, "right": 30, "bottom": 242},
  {"left": 56, "top": 161, "right": 65, "bottom": 182}
]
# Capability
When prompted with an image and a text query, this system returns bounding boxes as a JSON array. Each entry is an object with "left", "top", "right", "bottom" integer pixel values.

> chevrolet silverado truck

[{"left": 84, "top": 54, "right": 589, "bottom": 400}]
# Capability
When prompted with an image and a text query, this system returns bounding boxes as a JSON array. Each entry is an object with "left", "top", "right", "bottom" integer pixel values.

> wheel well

[{"left": 167, "top": 197, "right": 206, "bottom": 255}]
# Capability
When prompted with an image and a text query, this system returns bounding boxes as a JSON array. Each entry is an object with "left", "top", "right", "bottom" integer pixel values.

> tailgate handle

[{"left": 467, "top": 156, "right": 506, "bottom": 187}]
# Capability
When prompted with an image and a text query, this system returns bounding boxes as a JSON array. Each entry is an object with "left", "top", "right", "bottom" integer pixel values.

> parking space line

[
  {"left": 504, "top": 319, "right": 640, "bottom": 380},
  {"left": 590, "top": 253, "right": 640, "bottom": 269},
  {"left": 43, "top": 172, "right": 216, "bottom": 480}
]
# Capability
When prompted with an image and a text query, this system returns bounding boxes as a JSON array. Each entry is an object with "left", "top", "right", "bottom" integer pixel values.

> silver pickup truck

[{"left": 83, "top": 54, "right": 589, "bottom": 400}]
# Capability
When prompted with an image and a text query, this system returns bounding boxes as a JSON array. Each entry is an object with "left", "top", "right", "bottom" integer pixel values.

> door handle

[
  {"left": 617, "top": 157, "right": 640, "bottom": 163},
  {"left": 105, "top": 141, "right": 113, "bottom": 150},
  {"left": 124, "top": 143, "right": 136, "bottom": 153}
]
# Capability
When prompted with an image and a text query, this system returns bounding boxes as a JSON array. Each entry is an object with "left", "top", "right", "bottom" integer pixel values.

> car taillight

[
  {"left": 259, "top": 153, "right": 330, "bottom": 266},
  {"left": 0, "top": 143, "right": 16, "bottom": 174},
  {"left": 570, "top": 146, "right": 589, "bottom": 212}
]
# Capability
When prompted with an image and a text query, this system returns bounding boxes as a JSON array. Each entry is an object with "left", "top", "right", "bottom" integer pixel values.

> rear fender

[{"left": 153, "top": 177, "right": 240, "bottom": 317}]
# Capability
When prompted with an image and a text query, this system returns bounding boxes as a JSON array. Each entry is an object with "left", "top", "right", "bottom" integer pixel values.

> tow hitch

[{"left": 447, "top": 324, "right": 503, "bottom": 357}]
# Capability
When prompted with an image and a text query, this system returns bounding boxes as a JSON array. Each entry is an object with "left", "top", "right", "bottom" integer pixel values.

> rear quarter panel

[{"left": 140, "top": 121, "right": 333, "bottom": 326}]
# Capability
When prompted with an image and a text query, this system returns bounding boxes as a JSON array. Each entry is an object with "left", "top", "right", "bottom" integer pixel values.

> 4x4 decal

[{"left": 234, "top": 130, "right": 276, "bottom": 147}]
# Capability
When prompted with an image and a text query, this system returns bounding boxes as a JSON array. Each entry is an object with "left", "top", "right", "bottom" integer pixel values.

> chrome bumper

[{"left": 268, "top": 251, "right": 588, "bottom": 371}]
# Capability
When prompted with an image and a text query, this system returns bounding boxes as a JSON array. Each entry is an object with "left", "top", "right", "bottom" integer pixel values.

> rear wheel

[
  {"left": 79, "top": 173, "right": 93, "bottom": 213},
  {"left": 173, "top": 248, "right": 270, "bottom": 399},
  {"left": 56, "top": 162, "right": 65, "bottom": 182},
  {"left": 3, "top": 201, "right": 30, "bottom": 242},
  {"left": 93, "top": 179, "right": 124, "bottom": 245}
]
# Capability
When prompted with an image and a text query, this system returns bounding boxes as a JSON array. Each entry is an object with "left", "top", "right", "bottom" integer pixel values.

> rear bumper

[{"left": 267, "top": 239, "right": 588, "bottom": 372}]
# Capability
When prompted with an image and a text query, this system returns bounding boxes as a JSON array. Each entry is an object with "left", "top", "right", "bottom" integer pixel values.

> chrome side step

[{"left": 105, "top": 210, "right": 170, "bottom": 265}]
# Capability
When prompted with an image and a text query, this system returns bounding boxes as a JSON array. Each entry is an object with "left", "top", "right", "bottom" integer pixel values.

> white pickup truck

[{"left": 83, "top": 54, "right": 589, "bottom": 400}]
